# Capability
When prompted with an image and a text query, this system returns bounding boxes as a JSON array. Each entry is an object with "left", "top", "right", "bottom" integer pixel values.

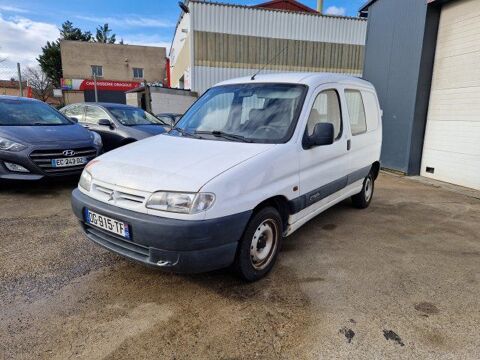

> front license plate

[
  {"left": 51, "top": 157, "right": 87, "bottom": 168},
  {"left": 85, "top": 209, "right": 131, "bottom": 239}
]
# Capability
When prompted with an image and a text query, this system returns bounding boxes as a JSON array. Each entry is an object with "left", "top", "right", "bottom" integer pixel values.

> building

[
  {"left": 170, "top": 0, "right": 367, "bottom": 94},
  {"left": 361, "top": 0, "right": 480, "bottom": 190},
  {"left": 0, "top": 80, "right": 26, "bottom": 97},
  {"left": 60, "top": 40, "right": 167, "bottom": 104},
  {"left": 126, "top": 86, "right": 197, "bottom": 115}
]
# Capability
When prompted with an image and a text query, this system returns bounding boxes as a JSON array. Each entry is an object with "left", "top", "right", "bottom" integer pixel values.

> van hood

[
  {"left": 90, "top": 134, "right": 275, "bottom": 193},
  {"left": 0, "top": 124, "right": 92, "bottom": 144}
]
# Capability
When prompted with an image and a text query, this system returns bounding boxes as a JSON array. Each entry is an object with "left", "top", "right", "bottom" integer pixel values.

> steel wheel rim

[
  {"left": 365, "top": 177, "right": 373, "bottom": 202},
  {"left": 250, "top": 219, "right": 278, "bottom": 270}
]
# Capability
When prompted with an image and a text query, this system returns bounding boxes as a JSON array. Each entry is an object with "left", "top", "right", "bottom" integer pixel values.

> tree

[
  {"left": 60, "top": 20, "right": 92, "bottom": 41},
  {"left": 23, "top": 66, "right": 53, "bottom": 102},
  {"left": 37, "top": 41, "right": 61, "bottom": 87},
  {"left": 37, "top": 21, "right": 93, "bottom": 87},
  {"left": 95, "top": 23, "right": 116, "bottom": 44}
]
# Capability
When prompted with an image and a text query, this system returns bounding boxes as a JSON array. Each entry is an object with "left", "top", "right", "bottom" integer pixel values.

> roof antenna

[{"left": 251, "top": 45, "right": 288, "bottom": 81}]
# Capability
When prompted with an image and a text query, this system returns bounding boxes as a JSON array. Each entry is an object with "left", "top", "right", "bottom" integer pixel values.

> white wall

[{"left": 151, "top": 91, "right": 197, "bottom": 115}]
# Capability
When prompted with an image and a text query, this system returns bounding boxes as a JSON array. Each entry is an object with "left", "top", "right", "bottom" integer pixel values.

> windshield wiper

[
  {"left": 170, "top": 127, "right": 202, "bottom": 139},
  {"left": 195, "top": 130, "right": 252, "bottom": 143}
]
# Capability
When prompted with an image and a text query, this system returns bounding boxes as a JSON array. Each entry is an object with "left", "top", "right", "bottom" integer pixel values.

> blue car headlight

[{"left": 0, "top": 137, "right": 26, "bottom": 152}]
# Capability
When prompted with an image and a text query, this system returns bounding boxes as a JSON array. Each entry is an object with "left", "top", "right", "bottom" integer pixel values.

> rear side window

[
  {"left": 307, "top": 90, "right": 342, "bottom": 140},
  {"left": 63, "top": 104, "right": 85, "bottom": 122},
  {"left": 362, "top": 91, "right": 379, "bottom": 131},
  {"left": 345, "top": 90, "right": 367, "bottom": 135}
]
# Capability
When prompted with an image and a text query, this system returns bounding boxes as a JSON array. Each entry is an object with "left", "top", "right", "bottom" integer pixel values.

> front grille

[
  {"left": 85, "top": 225, "right": 149, "bottom": 262},
  {"left": 29, "top": 147, "right": 97, "bottom": 174},
  {"left": 94, "top": 185, "right": 146, "bottom": 204}
]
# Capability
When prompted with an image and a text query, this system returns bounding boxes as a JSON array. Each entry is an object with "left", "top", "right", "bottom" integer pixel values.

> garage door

[{"left": 421, "top": 0, "right": 480, "bottom": 190}]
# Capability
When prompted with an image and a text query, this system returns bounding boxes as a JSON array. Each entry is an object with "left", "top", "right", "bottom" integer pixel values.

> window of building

[
  {"left": 307, "top": 90, "right": 342, "bottom": 140},
  {"left": 91, "top": 65, "right": 103, "bottom": 78},
  {"left": 133, "top": 67, "right": 144, "bottom": 79},
  {"left": 345, "top": 90, "right": 367, "bottom": 135}
]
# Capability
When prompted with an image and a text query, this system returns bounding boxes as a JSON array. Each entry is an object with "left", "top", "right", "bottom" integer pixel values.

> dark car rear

[{"left": 0, "top": 96, "right": 102, "bottom": 180}]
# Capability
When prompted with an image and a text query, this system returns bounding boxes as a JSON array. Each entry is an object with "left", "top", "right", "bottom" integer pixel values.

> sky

[{"left": 0, "top": 0, "right": 365, "bottom": 75}]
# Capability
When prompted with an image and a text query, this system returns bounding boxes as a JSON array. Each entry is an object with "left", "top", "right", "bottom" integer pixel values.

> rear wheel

[
  {"left": 234, "top": 207, "right": 282, "bottom": 282},
  {"left": 351, "top": 171, "right": 374, "bottom": 209}
]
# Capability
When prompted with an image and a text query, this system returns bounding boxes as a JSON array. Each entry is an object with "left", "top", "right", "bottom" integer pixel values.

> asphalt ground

[{"left": 1, "top": 173, "right": 479, "bottom": 359}]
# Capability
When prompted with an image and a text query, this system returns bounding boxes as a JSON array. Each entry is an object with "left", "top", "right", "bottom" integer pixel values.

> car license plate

[
  {"left": 51, "top": 157, "right": 87, "bottom": 167},
  {"left": 84, "top": 209, "right": 131, "bottom": 239}
]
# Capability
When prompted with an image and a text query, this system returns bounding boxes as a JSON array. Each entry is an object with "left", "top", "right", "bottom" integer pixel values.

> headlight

[
  {"left": 79, "top": 169, "right": 92, "bottom": 191},
  {"left": 146, "top": 192, "right": 215, "bottom": 214},
  {"left": 90, "top": 131, "right": 102, "bottom": 146},
  {"left": 0, "top": 137, "right": 26, "bottom": 152}
]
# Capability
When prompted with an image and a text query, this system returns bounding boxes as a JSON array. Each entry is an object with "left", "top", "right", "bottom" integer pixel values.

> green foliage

[
  {"left": 60, "top": 20, "right": 92, "bottom": 41},
  {"left": 37, "top": 41, "right": 62, "bottom": 87},
  {"left": 95, "top": 23, "right": 116, "bottom": 44}
]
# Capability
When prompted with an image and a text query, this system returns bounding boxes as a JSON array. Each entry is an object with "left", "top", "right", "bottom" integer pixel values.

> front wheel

[
  {"left": 234, "top": 207, "right": 282, "bottom": 282},
  {"left": 351, "top": 172, "right": 374, "bottom": 209}
]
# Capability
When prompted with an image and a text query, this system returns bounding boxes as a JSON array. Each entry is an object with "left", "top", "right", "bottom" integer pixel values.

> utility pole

[
  {"left": 143, "top": 80, "right": 152, "bottom": 113},
  {"left": 17, "top": 63, "right": 23, "bottom": 97},
  {"left": 93, "top": 73, "right": 99, "bottom": 102}
]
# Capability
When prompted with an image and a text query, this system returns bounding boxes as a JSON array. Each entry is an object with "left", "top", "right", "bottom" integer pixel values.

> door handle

[{"left": 347, "top": 139, "right": 351, "bottom": 151}]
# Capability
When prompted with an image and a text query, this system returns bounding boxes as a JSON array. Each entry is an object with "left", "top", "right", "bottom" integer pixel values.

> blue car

[{"left": 0, "top": 96, "right": 102, "bottom": 180}]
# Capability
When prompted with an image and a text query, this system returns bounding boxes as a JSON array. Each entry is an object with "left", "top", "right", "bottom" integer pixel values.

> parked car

[
  {"left": 155, "top": 113, "right": 182, "bottom": 128},
  {"left": 0, "top": 96, "right": 102, "bottom": 180},
  {"left": 60, "top": 103, "right": 168, "bottom": 151},
  {"left": 71, "top": 73, "right": 382, "bottom": 281}
]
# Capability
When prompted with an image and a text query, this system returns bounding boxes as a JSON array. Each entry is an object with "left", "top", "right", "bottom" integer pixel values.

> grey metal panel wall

[
  {"left": 190, "top": 1, "right": 367, "bottom": 45},
  {"left": 363, "top": 0, "right": 437, "bottom": 174}
]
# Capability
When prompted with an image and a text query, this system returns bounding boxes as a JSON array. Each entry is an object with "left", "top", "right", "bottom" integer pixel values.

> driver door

[
  {"left": 295, "top": 87, "right": 351, "bottom": 220},
  {"left": 85, "top": 106, "right": 120, "bottom": 151}
]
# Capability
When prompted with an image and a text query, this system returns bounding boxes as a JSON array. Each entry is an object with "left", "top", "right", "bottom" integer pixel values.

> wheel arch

[
  {"left": 252, "top": 195, "right": 290, "bottom": 233},
  {"left": 371, "top": 161, "right": 380, "bottom": 180},
  {"left": 121, "top": 138, "right": 136, "bottom": 145}
]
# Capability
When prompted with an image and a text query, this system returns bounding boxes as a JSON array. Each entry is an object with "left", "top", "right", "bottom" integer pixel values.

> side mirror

[
  {"left": 98, "top": 119, "right": 113, "bottom": 127},
  {"left": 69, "top": 117, "right": 79, "bottom": 123},
  {"left": 305, "top": 122, "right": 334, "bottom": 149}
]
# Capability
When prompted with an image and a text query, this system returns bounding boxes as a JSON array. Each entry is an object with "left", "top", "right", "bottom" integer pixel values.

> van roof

[{"left": 215, "top": 72, "right": 374, "bottom": 89}]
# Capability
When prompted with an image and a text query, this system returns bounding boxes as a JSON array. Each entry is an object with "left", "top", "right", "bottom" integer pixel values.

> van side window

[
  {"left": 345, "top": 90, "right": 367, "bottom": 135},
  {"left": 307, "top": 90, "right": 342, "bottom": 139},
  {"left": 362, "top": 91, "right": 379, "bottom": 131}
]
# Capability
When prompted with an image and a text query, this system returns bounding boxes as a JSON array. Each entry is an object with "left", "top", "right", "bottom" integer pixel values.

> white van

[{"left": 72, "top": 73, "right": 382, "bottom": 281}]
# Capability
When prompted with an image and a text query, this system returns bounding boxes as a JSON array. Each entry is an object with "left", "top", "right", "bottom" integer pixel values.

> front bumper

[
  {"left": 71, "top": 188, "right": 252, "bottom": 273},
  {"left": 0, "top": 144, "right": 101, "bottom": 180}
]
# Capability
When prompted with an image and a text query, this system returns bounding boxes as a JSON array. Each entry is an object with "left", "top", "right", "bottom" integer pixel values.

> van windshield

[{"left": 172, "top": 83, "right": 307, "bottom": 143}]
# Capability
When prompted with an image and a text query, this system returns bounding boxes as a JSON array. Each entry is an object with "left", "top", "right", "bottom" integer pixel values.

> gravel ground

[{"left": 0, "top": 173, "right": 479, "bottom": 359}]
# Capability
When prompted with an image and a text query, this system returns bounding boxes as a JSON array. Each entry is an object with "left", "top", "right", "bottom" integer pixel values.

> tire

[
  {"left": 351, "top": 171, "right": 374, "bottom": 209},
  {"left": 234, "top": 207, "right": 283, "bottom": 282}
]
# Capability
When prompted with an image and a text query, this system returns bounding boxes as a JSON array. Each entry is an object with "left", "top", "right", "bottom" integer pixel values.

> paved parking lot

[{"left": 1, "top": 173, "right": 479, "bottom": 359}]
